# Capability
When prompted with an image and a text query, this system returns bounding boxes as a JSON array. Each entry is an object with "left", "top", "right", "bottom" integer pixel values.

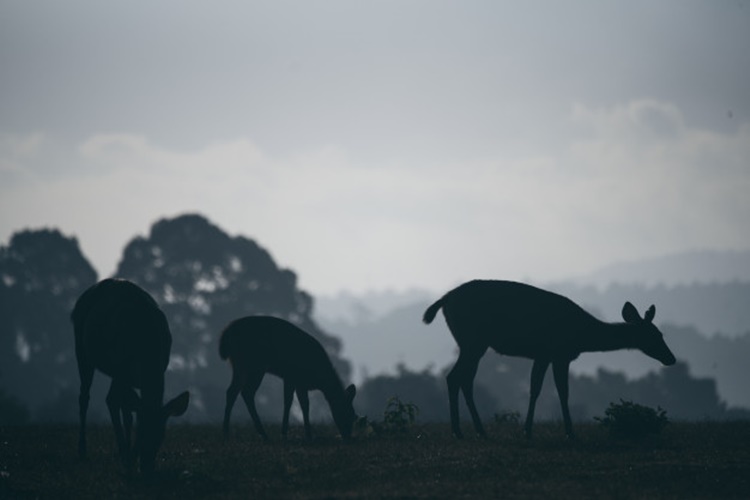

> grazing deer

[
  {"left": 423, "top": 280, "right": 676, "bottom": 439},
  {"left": 71, "top": 279, "right": 190, "bottom": 476},
  {"left": 220, "top": 316, "right": 357, "bottom": 441}
]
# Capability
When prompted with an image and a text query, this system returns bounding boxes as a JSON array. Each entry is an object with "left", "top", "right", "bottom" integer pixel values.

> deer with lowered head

[
  {"left": 72, "top": 279, "right": 190, "bottom": 476},
  {"left": 220, "top": 316, "right": 357, "bottom": 441},
  {"left": 423, "top": 279, "right": 676, "bottom": 439}
]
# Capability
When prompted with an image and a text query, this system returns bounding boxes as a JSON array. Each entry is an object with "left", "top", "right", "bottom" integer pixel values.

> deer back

[
  {"left": 220, "top": 316, "right": 340, "bottom": 392},
  {"left": 72, "top": 279, "right": 172, "bottom": 387},
  {"left": 440, "top": 280, "right": 601, "bottom": 359}
]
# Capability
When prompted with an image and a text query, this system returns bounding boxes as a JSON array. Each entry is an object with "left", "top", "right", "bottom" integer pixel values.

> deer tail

[{"left": 422, "top": 297, "right": 445, "bottom": 324}]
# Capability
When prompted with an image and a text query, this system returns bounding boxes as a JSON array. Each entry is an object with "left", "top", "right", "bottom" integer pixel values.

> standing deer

[
  {"left": 220, "top": 316, "right": 357, "bottom": 441},
  {"left": 72, "top": 279, "right": 190, "bottom": 476},
  {"left": 423, "top": 280, "right": 676, "bottom": 439}
]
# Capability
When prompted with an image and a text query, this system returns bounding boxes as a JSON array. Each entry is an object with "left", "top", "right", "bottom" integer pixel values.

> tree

[
  {"left": 114, "top": 213, "right": 350, "bottom": 422},
  {"left": 357, "top": 364, "right": 448, "bottom": 422},
  {"left": 0, "top": 229, "right": 97, "bottom": 420}
]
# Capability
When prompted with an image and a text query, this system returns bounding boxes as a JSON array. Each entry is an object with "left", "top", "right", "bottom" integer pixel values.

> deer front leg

[
  {"left": 297, "top": 389, "right": 311, "bottom": 440},
  {"left": 240, "top": 373, "right": 268, "bottom": 441},
  {"left": 223, "top": 368, "right": 246, "bottom": 438},
  {"left": 281, "top": 381, "right": 295, "bottom": 440},
  {"left": 77, "top": 361, "right": 94, "bottom": 460},
  {"left": 552, "top": 359, "right": 574, "bottom": 439},
  {"left": 525, "top": 359, "right": 549, "bottom": 439},
  {"left": 106, "top": 382, "right": 131, "bottom": 469}
]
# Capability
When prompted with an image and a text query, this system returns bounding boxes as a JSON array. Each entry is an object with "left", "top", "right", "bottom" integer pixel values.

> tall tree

[
  {"left": 0, "top": 229, "right": 97, "bottom": 420},
  {"left": 115, "top": 213, "right": 350, "bottom": 421}
]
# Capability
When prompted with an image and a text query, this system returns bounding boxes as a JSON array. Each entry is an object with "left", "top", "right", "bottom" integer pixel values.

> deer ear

[
  {"left": 345, "top": 384, "right": 356, "bottom": 402},
  {"left": 621, "top": 302, "right": 641, "bottom": 323},
  {"left": 644, "top": 305, "right": 656, "bottom": 323},
  {"left": 163, "top": 391, "right": 190, "bottom": 418}
]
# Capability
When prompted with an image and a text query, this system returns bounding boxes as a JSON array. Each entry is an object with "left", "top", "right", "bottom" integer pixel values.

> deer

[
  {"left": 423, "top": 279, "right": 676, "bottom": 439},
  {"left": 219, "top": 315, "right": 357, "bottom": 441},
  {"left": 71, "top": 278, "right": 190, "bottom": 476}
]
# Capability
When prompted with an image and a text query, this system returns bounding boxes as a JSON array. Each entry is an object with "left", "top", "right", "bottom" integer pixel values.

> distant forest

[{"left": 1, "top": 213, "right": 749, "bottom": 426}]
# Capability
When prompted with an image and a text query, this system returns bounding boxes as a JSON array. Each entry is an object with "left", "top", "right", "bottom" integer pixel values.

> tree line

[{"left": 1, "top": 213, "right": 747, "bottom": 425}]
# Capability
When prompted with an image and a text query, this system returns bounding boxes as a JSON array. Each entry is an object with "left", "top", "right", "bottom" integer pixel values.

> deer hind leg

[
  {"left": 223, "top": 365, "right": 246, "bottom": 437},
  {"left": 296, "top": 389, "right": 311, "bottom": 440},
  {"left": 122, "top": 410, "right": 133, "bottom": 455},
  {"left": 106, "top": 381, "right": 131, "bottom": 469},
  {"left": 552, "top": 360, "right": 574, "bottom": 439},
  {"left": 240, "top": 372, "right": 268, "bottom": 441},
  {"left": 525, "top": 359, "right": 550, "bottom": 439},
  {"left": 76, "top": 359, "right": 94, "bottom": 460},
  {"left": 121, "top": 388, "right": 139, "bottom": 453},
  {"left": 447, "top": 347, "right": 486, "bottom": 438},
  {"left": 281, "top": 381, "right": 295, "bottom": 440}
]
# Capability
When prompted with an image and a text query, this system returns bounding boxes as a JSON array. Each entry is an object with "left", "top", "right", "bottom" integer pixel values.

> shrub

[
  {"left": 382, "top": 396, "right": 419, "bottom": 433},
  {"left": 494, "top": 410, "right": 521, "bottom": 425},
  {"left": 595, "top": 399, "right": 669, "bottom": 438}
]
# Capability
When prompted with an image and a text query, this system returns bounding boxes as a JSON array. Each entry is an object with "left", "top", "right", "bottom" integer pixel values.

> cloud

[
  {"left": 0, "top": 133, "right": 45, "bottom": 175},
  {"left": 1, "top": 99, "right": 749, "bottom": 294}
]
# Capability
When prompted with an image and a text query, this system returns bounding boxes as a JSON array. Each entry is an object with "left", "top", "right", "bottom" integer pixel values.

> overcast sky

[{"left": 1, "top": 1, "right": 749, "bottom": 295}]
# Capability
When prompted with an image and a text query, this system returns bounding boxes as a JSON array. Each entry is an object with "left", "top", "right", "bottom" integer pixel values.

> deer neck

[
  {"left": 582, "top": 321, "right": 638, "bottom": 353},
  {"left": 139, "top": 378, "right": 165, "bottom": 412}
]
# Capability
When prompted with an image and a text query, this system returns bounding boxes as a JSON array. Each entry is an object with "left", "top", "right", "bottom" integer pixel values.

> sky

[{"left": 1, "top": 1, "right": 749, "bottom": 296}]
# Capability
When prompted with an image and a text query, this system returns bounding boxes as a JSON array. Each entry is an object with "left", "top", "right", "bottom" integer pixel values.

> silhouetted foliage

[
  {"left": 1, "top": 217, "right": 748, "bottom": 426},
  {"left": 381, "top": 396, "right": 419, "bottom": 432},
  {"left": 356, "top": 356, "right": 742, "bottom": 428},
  {"left": 114, "top": 214, "right": 350, "bottom": 422},
  {"left": 0, "top": 229, "right": 97, "bottom": 420},
  {"left": 357, "top": 364, "right": 451, "bottom": 422},
  {"left": 595, "top": 399, "right": 668, "bottom": 438}
]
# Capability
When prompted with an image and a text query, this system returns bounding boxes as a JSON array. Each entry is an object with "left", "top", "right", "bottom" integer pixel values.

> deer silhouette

[
  {"left": 71, "top": 279, "right": 189, "bottom": 476},
  {"left": 423, "top": 280, "right": 676, "bottom": 439},
  {"left": 220, "top": 316, "right": 357, "bottom": 440}
]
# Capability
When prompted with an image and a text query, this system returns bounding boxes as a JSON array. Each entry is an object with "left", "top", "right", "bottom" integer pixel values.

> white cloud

[
  {"left": 1, "top": 99, "right": 749, "bottom": 294},
  {"left": 0, "top": 133, "right": 44, "bottom": 175}
]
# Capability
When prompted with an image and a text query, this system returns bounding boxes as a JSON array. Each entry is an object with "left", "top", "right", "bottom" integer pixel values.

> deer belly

[{"left": 490, "top": 335, "right": 571, "bottom": 360}]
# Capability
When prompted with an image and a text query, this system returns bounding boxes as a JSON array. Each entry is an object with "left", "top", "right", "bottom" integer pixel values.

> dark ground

[{"left": 1, "top": 421, "right": 749, "bottom": 499}]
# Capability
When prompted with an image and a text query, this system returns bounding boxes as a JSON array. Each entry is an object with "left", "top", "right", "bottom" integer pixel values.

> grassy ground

[{"left": 1, "top": 421, "right": 749, "bottom": 499}]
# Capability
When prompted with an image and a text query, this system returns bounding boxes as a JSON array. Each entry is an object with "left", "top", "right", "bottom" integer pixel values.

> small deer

[
  {"left": 220, "top": 316, "right": 357, "bottom": 441},
  {"left": 72, "top": 279, "right": 190, "bottom": 476},
  {"left": 423, "top": 280, "right": 676, "bottom": 439}
]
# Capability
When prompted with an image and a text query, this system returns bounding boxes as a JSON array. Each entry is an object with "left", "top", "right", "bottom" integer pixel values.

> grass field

[{"left": 1, "top": 421, "right": 749, "bottom": 499}]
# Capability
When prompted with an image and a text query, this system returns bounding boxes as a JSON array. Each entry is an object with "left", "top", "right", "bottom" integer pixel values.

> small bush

[
  {"left": 494, "top": 411, "right": 521, "bottom": 425},
  {"left": 595, "top": 399, "right": 669, "bottom": 438},
  {"left": 382, "top": 396, "right": 419, "bottom": 433},
  {"left": 352, "top": 415, "right": 375, "bottom": 437}
]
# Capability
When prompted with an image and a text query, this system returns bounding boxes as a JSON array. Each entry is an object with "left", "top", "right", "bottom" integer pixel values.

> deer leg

[
  {"left": 447, "top": 348, "right": 486, "bottom": 438},
  {"left": 76, "top": 360, "right": 94, "bottom": 460},
  {"left": 552, "top": 360, "right": 574, "bottom": 439},
  {"left": 525, "top": 359, "right": 550, "bottom": 439},
  {"left": 281, "top": 381, "right": 295, "bottom": 440},
  {"left": 461, "top": 353, "right": 486, "bottom": 438},
  {"left": 106, "top": 381, "right": 130, "bottom": 468},
  {"left": 240, "top": 373, "right": 268, "bottom": 441},
  {"left": 223, "top": 369, "right": 246, "bottom": 438},
  {"left": 122, "top": 409, "right": 133, "bottom": 453},
  {"left": 446, "top": 358, "right": 464, "bottom": 438},
  {"left": 121, "top": 388, "right": 139, "bottom": 454},
  {"left": 297, "top": 389, "right": 311, "bottom": 440}
]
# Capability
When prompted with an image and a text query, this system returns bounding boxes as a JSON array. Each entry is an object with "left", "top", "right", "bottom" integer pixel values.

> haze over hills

[
  {"left": 313, "top": 250, "right": 750, "bottom": 408},
  {"left": 314, "top": 249, "right": 750, "bottom": 328},
  {"left": 572, "top": 249, "right": 750, "bottom": 289}
]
